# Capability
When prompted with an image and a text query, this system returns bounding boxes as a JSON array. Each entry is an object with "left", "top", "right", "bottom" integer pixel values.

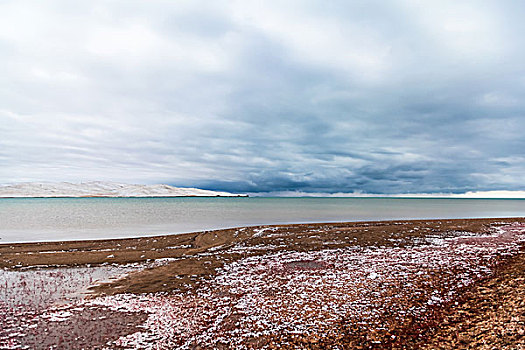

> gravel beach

[{"left": 1, "top": 218, "right": 524, "bottom": 349}]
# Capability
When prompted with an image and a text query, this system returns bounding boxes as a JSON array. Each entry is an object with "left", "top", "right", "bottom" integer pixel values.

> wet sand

[{"left": 0, "top": 218, "right": 524, "bottom": 349}]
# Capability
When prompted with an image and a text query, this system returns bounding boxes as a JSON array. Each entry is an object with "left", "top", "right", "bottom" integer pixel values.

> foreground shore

[{"left": 1, "top": 218, "right": 524, "bottom": 349}]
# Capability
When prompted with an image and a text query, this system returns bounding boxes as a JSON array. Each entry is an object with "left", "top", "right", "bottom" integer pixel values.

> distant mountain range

[{"left": 0, "top": 182, "right": 246, "bottom": 198}]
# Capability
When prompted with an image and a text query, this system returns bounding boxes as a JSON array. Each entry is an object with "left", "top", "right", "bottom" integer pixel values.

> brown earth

[
  {"left": 421, "top": 252, "right": 525, "bottom": 350},
  {"left": 1, "top": 218, "right": 519, "bottom": 295},
  {"left": 3, "top": 306, "right": 148, "bottom": 350},
  {"left": 1, "top": 217, "right": 524, "bottom": 349},
  {"left": 267, "top": 248, "right": 525, "bottom": 350}
]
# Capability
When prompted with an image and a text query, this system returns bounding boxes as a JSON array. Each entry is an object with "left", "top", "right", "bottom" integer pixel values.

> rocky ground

[
  {"left": 0, "top": 218, "right": 523, "bottom": 349},
  {"left": 422, "top": 252, "right": 525, "bottom": 349}
]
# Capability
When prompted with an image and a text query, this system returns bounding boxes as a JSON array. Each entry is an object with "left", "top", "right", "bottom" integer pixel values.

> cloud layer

[{"left": 1, "top": 0, "right": 524, "bottom": 194}]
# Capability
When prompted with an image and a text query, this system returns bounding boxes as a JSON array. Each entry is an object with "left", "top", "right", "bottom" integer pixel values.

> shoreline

[
  {"left": 2, "top": 215, "right": 525, "bottom": 246},
  {"left": 1, "top": 217, "right": 521, "bottom": 268},
  {"left": 1, "top": 217, "right": 524, "bottom": 349}
]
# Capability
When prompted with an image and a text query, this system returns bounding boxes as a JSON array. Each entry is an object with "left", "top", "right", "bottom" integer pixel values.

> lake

[{"left": 1, "top": 197, "right": 524, "bottom": 243}]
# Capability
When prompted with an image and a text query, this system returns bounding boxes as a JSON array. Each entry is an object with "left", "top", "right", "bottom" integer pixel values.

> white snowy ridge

[{"left": 0, "top": 182, "right": 246, "bottom": 198}]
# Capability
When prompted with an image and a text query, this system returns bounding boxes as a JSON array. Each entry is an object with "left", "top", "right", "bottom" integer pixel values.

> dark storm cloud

[{"left": 1, "top": 0, "right": 525, "bottom": 194}]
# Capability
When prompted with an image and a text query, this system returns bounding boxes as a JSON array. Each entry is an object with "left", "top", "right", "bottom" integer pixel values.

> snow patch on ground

[
  {"left": 2, "top": 223, "right": 524, "bottom": 349},
  {"left": 87, "top": 223, "right": 525, "bottom": 349}
]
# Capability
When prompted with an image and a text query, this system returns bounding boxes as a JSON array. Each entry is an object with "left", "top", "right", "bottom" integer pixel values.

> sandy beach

[{"left": 1, "top": 218, "right": 524, "bottom": 349}]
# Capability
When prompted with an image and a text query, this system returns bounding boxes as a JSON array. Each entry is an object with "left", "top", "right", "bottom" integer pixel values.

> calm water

[{"left": 0, "top": 197, "right": 524, "bottom": 243}]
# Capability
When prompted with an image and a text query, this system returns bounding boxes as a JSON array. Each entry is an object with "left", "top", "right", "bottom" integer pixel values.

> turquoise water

[{"left": 0, "top": 197, "right": 524, "bottom": 243}]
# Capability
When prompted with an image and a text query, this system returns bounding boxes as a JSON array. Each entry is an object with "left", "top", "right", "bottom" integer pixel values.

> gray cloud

[{"left": 1, "top": 0, "right": 525, "bottom": 194}]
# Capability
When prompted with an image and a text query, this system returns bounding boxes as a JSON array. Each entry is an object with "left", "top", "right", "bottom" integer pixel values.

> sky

[{"left": 1, "top": 0, "right": 524, "bottom": 195}]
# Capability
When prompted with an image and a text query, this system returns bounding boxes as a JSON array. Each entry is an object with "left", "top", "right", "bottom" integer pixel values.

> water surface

[{"left": 0, "top": 197, "right": 524, "bottom": 243}]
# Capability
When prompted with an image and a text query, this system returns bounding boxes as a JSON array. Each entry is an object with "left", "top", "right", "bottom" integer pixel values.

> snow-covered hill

[{"left": 0, "top": 182, "right": 246, "bottom": 198}]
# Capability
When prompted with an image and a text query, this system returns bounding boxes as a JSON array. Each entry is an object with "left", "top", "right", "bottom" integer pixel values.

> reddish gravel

[{"left": 0, "top": 218, "right": 523, "bottom": 349}]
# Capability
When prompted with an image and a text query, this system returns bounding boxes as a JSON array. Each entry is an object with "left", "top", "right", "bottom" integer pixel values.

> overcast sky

[{"left": 1, "top": 0, "right": 524, "bottom": 194}]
